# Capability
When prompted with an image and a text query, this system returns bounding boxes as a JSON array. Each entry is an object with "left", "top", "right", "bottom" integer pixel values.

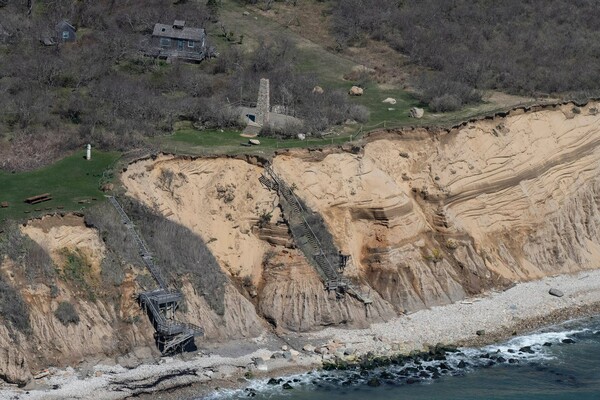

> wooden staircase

[
  {"left": 260, "top": 166, "right": 372, "bottom": 305},
  {"left": 107, "top": 196, "right": 203, "bottom": 354}
]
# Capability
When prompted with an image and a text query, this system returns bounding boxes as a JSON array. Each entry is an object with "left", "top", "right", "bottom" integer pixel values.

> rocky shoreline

[{"left": 3, "top": 269, "right": 600, "bottom": 399}]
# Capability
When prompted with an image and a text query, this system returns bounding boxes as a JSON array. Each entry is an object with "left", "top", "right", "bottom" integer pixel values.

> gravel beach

[{"left": 3, "top": 269, "right": 600, "bottom": 400}]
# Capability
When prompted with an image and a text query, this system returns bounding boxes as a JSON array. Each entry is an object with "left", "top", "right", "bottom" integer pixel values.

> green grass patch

[
  {"left": 350, "top": 83, "right": 423, "bottom": 126},
  {"left": 157, "top": 128, "right": 352, "bottom": 155},
  {"left": 0, "top": 151, "right": 120, "bottom": 221}
]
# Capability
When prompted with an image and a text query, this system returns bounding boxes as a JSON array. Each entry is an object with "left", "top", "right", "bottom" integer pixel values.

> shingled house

[
  {"left": 40, "top": 20, "right": 76, "bottom": 46},
  {"left": 150, "top": 20, "right": 208, "bottom": 62}
]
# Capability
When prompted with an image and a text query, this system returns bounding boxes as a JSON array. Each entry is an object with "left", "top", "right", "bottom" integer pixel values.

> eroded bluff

[
  {"left": 123, "top": 102, "right": 600, "bottom": 324},
  {"left": 3, "top": 102, "right": 600, "bottom": 385}
]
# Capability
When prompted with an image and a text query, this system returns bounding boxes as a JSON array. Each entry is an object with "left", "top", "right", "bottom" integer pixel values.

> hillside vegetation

[
  {"left": 0, "top": 0, "right": 366, "bottom": 171},
  {"left": 1, "top": 0, "right": 598, "bottom": 172},
  {"left": 330, "top": 0, "right": 600, "bottom": 110}
]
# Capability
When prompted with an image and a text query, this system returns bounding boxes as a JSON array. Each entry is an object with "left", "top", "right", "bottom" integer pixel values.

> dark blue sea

[{"left": 206, "top": 316, "right": 600, "bottom": 400}]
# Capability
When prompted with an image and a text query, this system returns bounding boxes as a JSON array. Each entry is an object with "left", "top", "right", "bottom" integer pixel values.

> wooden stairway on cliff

[
  {"left": 107, "top": 196, "right": 203, "bottom": 354},
  {"left": 259, "top": 166, "right": 372, "bottom": 305}
]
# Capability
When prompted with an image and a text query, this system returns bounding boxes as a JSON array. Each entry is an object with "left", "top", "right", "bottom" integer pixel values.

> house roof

[
  {"left": 152, "top": 23, "right": 205, "bottom": 41},
  {"left": 56, "top": 20, "right": 75, "bottom": 31}
]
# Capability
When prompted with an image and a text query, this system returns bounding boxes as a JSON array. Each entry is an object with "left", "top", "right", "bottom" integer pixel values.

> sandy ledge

[{"left": 3, "top": 268, "right": 600, "bottom": 400}]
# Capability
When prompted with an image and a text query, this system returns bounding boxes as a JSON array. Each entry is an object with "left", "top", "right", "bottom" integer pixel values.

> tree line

[{"left": 330, "top": 0, "right": 600, "bottom": 111}]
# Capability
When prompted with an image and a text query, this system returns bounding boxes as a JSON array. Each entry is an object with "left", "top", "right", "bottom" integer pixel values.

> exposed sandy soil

[
  {"left": 22, "top": 214, "right": 106, "bottom": 276},
  {"left": 123, "top": 156, "right": 277, "bottom": 283},
  {"left": 122, "top": 102, "right": 600, "bottom": 322}
]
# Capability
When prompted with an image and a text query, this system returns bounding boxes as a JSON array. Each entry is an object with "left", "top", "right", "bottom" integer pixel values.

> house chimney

[{"left": 173, "top": 20, "right": 185, "bottom": 29}]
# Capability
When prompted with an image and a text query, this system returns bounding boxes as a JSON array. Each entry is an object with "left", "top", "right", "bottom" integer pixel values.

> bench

[{"left": 25, "top": 193, "right": 52, "bottom": 204}]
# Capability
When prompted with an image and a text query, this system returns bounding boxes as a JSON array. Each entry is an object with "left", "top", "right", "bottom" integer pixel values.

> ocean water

[{"left": 206, "top": 316, "right": 600, "bottom": 400}]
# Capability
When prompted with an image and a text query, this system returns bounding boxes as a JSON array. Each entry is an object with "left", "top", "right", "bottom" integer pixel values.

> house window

[
  {"left": 188, "top": 40, "right": 195, "bottom": 48},
  {"left": 160, "top": 37, "right": 171, "bottom": 47},
  {"left": 62, "top": 31, "right": 69, "bottom": 40}
]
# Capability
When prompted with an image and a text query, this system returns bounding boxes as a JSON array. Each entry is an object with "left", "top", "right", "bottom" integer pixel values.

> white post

[{"left": 86, "top": 144, "right": 91, "bottom": 160}]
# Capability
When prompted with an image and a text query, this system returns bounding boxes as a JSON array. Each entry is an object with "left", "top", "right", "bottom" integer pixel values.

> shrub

[
  {"left": 0, "top": 273, "right": 31, "bottom": 335},
  {"left": 85, "top": 203, "right": 137, "bottom": 288},
  {"left": 0, "top": 221, "right": 55, "bottom": 284},
  {"left": 429, "top": 94, "right": 462, "bottom": 113},
  {"left": 257, "top": 210, "right": 273, "bottom": 228},
  {"left": 60, "top": 249, "right": 97, "bottom": 301},
  {"left": 54, "top": 301, "right": 80, "bottom": 326}
]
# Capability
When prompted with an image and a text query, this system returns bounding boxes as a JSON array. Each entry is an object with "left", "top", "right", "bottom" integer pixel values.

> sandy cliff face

[
  {"left": 273, "top": 102, "right": 600, "bottom": 312},
  {"left": 121, "top": 103, "right": 600, "bottom": 328},
  {"left": 122, "top": 156, "right": 394, "bottom": 331},
  {"left": 4, "top": 102, "right": 599, "bottom": 386},
  {"left": 0, "top": 215, "right": 154, "bottom": 385},
  {"left": 123, "top": 156, "right": 277, "bottom": 283}
]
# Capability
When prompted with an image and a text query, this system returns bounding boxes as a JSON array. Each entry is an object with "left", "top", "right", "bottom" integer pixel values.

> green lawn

[
  {"left": 349, "top": 83, "right": 423, "bottom": 127},
  {"left": 156, "top": 128, "right": 353, "bottom": 156},
  {"left": 0, "top": 151, "right": 120, "bottom": 221}
]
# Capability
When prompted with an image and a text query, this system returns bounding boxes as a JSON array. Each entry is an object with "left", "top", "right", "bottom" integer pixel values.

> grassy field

[
  {"left": 0, "top": 151, "right": 120, "bottom": 221},
  {"left": 155, "top": 128, "right": 353, "bottom": 156}
]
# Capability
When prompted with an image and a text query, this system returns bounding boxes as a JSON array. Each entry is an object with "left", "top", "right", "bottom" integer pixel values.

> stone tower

[{"left": 256, "top": 78, "right": 270, "bottom": 126}]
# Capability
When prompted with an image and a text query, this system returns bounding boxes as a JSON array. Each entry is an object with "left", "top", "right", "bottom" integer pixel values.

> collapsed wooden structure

[
  {"left": 107, "top": 196, "right": 203, "bottom": 354},
  {"left": 259, "top": 165, "right": 372, "bottom": 305}
]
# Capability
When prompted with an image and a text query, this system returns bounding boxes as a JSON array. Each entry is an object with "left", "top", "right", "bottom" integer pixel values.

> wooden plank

[
  {"left": 25, "top": 193, "right": 51, "bottom": 204},
  {"left": 29, "top": 196, "right": 52, "bottom": 204}
]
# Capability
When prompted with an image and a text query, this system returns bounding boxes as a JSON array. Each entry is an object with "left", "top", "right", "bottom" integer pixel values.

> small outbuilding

[
  {"left": 56, "top": 21, "right": 76, "bottom": 42},
  {"left": 40, "top": 20, "right": 76, "bottom": 46}
]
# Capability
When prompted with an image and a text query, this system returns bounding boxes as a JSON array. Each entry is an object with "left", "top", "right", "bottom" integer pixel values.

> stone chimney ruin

[{"left": 256, "top": 78, "right": 270, "bottom": 127}]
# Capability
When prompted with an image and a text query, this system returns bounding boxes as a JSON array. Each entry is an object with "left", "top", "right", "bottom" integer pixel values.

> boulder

[
  {"left": 476, "top": 330, "right": 486, "bottom": 336},
  {"left": 253, "top": 358, "right": 268, "bottom": 371},
  {"left": 312, "top": 86, "right": 324, "bottom": 94},
  {"left": 249, "top": 139, "right": 260, "bottom": 145},
  {"left": 382, "top": 97, "right": 397, "bottom": 104},
  {"left": 349, "top": 86, "right": 364, "bottom": 96},
  {"left": 409, "top": 107, "right": 424, "bottom": 119},
  {"left": 549, "top": 288, "right": 564, "bottom": 297},
  {"left": 297, "top": 133, "right": 306, "bottom": 140},
  {"left": 303, "top": 344, "right": 316, "bottom": 353}
]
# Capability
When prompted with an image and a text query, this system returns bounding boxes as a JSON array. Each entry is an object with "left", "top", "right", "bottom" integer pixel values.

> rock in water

[
  {"left": 549, "top": 288, "right": 564, "bottom": 297},
  {"left": 367, "top": 377, "right": 381, "bottom": 387}
]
